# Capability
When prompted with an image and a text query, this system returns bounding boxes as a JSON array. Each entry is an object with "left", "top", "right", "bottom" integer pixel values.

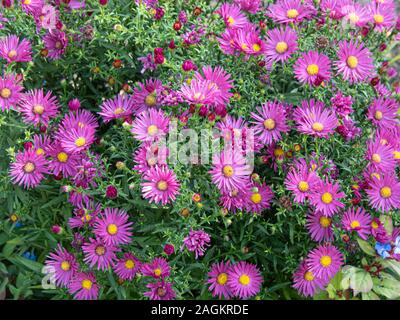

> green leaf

[
  {"left": 356, "top": 238, "right": 375, "bottom": 256},
  {"left": 373, "top": 273, "right": 400, "bottom": 299},
  {"left": 381, "top": 259, "right": 400, "bottom": 277}
]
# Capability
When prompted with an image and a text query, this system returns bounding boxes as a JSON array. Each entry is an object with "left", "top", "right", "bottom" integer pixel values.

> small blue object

[
  {"left": 375, "top": 242, "right": 391, "bottom": 259},
  {"left": 394, "top": 236, "right": 400, "bottom": 255},
  {"left": 22, "top": 251, "right": 37, "bottom": 261},
  {"left": 15, "top": 222, "right": 23, "bottom": 228}
]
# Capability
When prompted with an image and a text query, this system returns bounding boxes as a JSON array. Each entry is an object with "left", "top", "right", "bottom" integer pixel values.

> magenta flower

[
  {"left": 141, "top": 165, "right": 180, "bottom": 205},
  {"left": 342, "top": 3, "right": 369, "bottom": 27},
  {"left": 294, "top": 51, "right": 331, "bottom": 86},
  {"left": 219, "top": 187, "right": 247, "bottom": 213},
  {"left": 265, "top": 27, "right": 298, "bottom": 64},
  {"left": 21, "top": 0, "right": 43, "bottom": 14},
  {"left": 58, "top": 125, "right": 96, "bottom": 154},
  {"left": 293, "top": 260, "right": 327, "bottom": 298},
  {"left": 210, "top": 151, "right": 251, "bottom": 194},
  {"left": 306, "top": 244, "right": 343, "bottom": 281},
  {"left": 43, "top": 30, "right": 68, "bottom": 60},
  {"left": 366, "top": 140, "right": 396, "bottom": 173},
  {"left": 267, "top": 0, "right": 315, "bottom": 25},
  {"left": 216, "top": 3, "right": 248, "bottom": 29},
  {"left": 48, "top": 142, "right": 80, "bottom": 178},
  {"left": 180, "top": 79, "right": 218, "bottom": 105},
  {"left": 182, "top": 229, "right": 211, "bottom": 259},
  {"left": 0, "top": 73, "right": 24, "bottom": 111},
  {"left": 0, "top": 35, "right": 32, "bottom": 63},
  {"left": 82, "top": 238, "right": 118, "bottom": 271},
  {"left": 98, "top": 95, "right": 135, "bottom": 123},
  {"left": 18, "top": 89, "right": 60, "bottom": 127},
  {"left": 10, "top": 150, "right": 48, "bottom": 189},
  {"left": 342, "top": 207, "right": 372, "bottom": 240},
  {"left": 227, "top": 261, "right": 263, "bottom": 299},
  {"left": 335, "top": 40, "right": 374, "bottom": 84},
  {"left": 68, "top": 272, "right": 99, "bottom": 300},
  {"left": 233, "top": 26, "right": 267, "bottom": 57},
  {"left": 131, "top": 79, "right": 163, "bottom": 115},
  {"left": 309, "top": 179, "right": 346, "bottom": 217},
  {"left": 68, "top": 202, "right": 101, "bottom": 229},
  {"left": 243, "top": 182, "right": 274, "bottom": 214},
  {"left": 306, "top": 212, "right": 334, "bottom": 242},
  {"left": 113, "top": 253, "right": 141, "bottom": 281},
  {"left": 133, "top": 142, "right": 168, "bottom": 175},
  {"left": 141, "top": 257, "right": 170, "bottom": 278},
  {"left": 45, "top": 245, "right": 79, "bottom": 288},
  {"left": 131, "top": 109, "right": 169, "bottom": 143},
  {"left": 233, "top": 0, "right": 261, "bottom": 14},
  {"left": 93, "top": 208, "right": 133, "bottom": 246},
  {"left": 366, "top": 175, "right": 400, "bottom": 212},
  {"left": 367, "top": 98, "right": 398, "bottom": 130},
  {"left": 144, "top": 280, "right": 176, "bottom": 300},
  {"left": 368, "top": 3, "right": 396, "bottom": 32},
  {"left": 58, "top": 109, "right": 99, "bottom": 132},
  {"left": 293, "top": 99, "right": 338, "bottom": 138},
  {"left": 251, "top": 101, "right": 289, "bottom": 145},
  {"left": 207, "top": 261, "right": 233, "bottom": 299}
]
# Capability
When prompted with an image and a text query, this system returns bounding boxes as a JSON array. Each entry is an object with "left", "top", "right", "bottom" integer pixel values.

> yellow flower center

[
  {"left": 217, "top": 273, "right": 228, "bottom": 285},
  {"left": 380, "top": 186, "right": 392, "bottom": 198},
  {"left": 157, "top": 180, "right": 168, "bottom": 191},
  {"left": 287, "top": 9, "right": 299, "bottom": 19},
  {"left": 350, "top": 220, "right": 360, "bottom": 229},
  {"left": 263, "top": 118, "right": 276, "bottom": 130},
  {"left": 36, "top": 148, "right": 45, "bottom": 156},
  {"left": 57, "top": 152, "right": 68, "bottom": 163},
  {"left": 227, "top": 16, "right": 235, "bottom": 26},
  {"left": 241, "top": 43, "right": 249, "bottom": 51},
  {"left": 33, "top": 104, "right": 45, "bottom": 115},
  {"left": 239, "top": 274, "right": 250, "bottom": 286},
  {"left": 304, "top": 271, "right": 314, "bottom": 281},
  {"left": 107, "top": 223, "right": 118, "bottom": 235},
  {"left": 81, "top": 279, "right": 92, "bottom": 290},
  {"left": 251, "top": 193, "right": 262, "bottom": 204},
  {"left": 95, "top": 246, "right": 105, "bottom": 256},
  {"left": 145, "top": 94, "right": 157, "bottom": 107},
  {"left": 307, "top": 64, "right": 319, "bottom": 76},
  {"left": 275, "top": 41, "right": 288, "bottom": 54},
  {"left": 372, "top": 153, "right": 381, "bottom": 163},
  {"left": 347, "top": 55, "right": 359, "bottom": 69},
  {"left": 125, "top": 259, "right": 135, "bottom": 270},
  {"left": 8, "top": 50, "right": 17, "bottom": 58},
  {"left": 154, "top": 268, "right": 162, "bottom": 276},
  {"left": 82, "top": 214, "right": 92, "bottom": 223},
  {"left": 75, "top": 137, "right": 86, "bottom": 147},
  {"left": 274, "top": 148, "right": 284, "bottom": 157},
  {"left": 393, "top": 151, "right": 400, "bottom": 160},
  {"left": 113, "top": 107, "right": 125, "bottom": 115},
  {"left": 321, "top": 192, "right": 333, "bottom": 204},
  {"left": 61, "top": 261, "right": 70, "bottom": 271},
  {"left": 222, "top": 165, "right": 234, "bottom": 178},
  {"left": 320, "top": 255, "right": 332, "bottom": 267},
  {"left": 55, "top": 41, "right": 62, "bottom": 49},
  {"left": 348, "top": 13, "right": 360, "bottom": 23},
  {"left": 374, "top": 111, "right": 383, "bottom": 120},
  {"left": 319, "top": 216, "right": 331, "bottom": 228},
  {"left": 252, "top": 43, "right": 261, "bottom": 52},
  {"left": 23, "top": 162, "right": 35, "bottom": 173},
  {"left": 371, "top": 221, "right": 379, "bottom": 229},
  {"left": 298, "top": 181, "right": 309, "bottom": 192},
  {"left": 312, "top": 122, "right": 324, "bottom": 132},
  {"left": 374, "top": 14, "right": 384, "bottom": 24},
  {"left": 147, "top": 125, "right": 159, "bottom": 136},
  {"left": 23, "top": 0, "right": 31, "bottom": 4},
  {"left": 0, "top": 88, "right": 11, "bottom": 99}
]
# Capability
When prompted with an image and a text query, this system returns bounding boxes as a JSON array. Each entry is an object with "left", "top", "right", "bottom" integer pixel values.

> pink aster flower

[
  {"left": 335, "top": 40, "right": 374, "bottom": 84},
  {"left": 293, "top": 260, "right": 327, "bottom": 298},
  {"left": 141, "top": 257, "right": 170, "bottom": 278},
  {"left": 133, "top": 141, "right": 168, "bottom": 175},
  {"left": 58, "top": 125, "right": 96, "bottom": 154},
  {"left": 227, "top": 261, "right": 263, "bottom": 299},
  {"left": 267, "top": 0, "right": 315, "bottom": 25},
  {"left": 342, "top": 207, "right": 372, "bottom": 240},
  {"left": 233, "top": 0, "right": 261, "bottom": 14},
  {"left": 58, "top": 109, "right": 98, "bottom": 132},
  {"left": 82, "top": 238, "right": 118, "bottom": 271},
  {"left": 0, "top": 73, "right": 24, "bottom": 111},
  {"left": 45, "top": 244, "right": 79, "bottom": 288},
  {"left": 68, "top": 202, "right": 101, "bottom": 229},
  {"left": 194, "top": 66, "right": 233, "bottom": 105},
  {"left": 371, "top": 217, "right": 390, "bottom": 243},
  {"left": 306, "top": 212, "right": 334, "bottom": 242},
  {"left": 131, "top": 109, "right": 169, "bottom": 143},
  {"left": 43, "top": 30, "right": 68, "bottom": 60},
  {"left": 243, "top": 182, "right": 274, "bottom": 214},
  {"left": 131, "top": 79, "right": 163, "bottom": 115},
  {"left": 216, "top": 3, "right": 248, "bottom": 29},
  {"left": 47, "top": 142, "right": 80, "bottom": 178},
  {"left": 251, "top": 101, "right": 289, "bottom": 145},
  {"left": 309, "top": 179, "right": 346, "bottom": 217},
  {"left": 367, "top": 98, "right": 398, "bottom": 130},
  {"left": 182, "top": 229, "right": 211, "bottom": 259},
  {"left": 368, "top": 3, "right": 396, "bottom": 32},
  {"left": 32, "top": 134, "right": 51, "bottom": 157},
  {"left": 98, "top": 95, "right": 135, "bottom": 123},
  {"left": 10, "top": 150, "right": 48, "bottom": 189},
  {"left": 264, "top": 27, "right": 298, "bottom": 64},
  {"left": 207, "top": 261, "right": 233, "bottom": 299},
  {"left": 113, "top": 253, "right": 141, "bottom": 281},
  {"left": 141, "top": 165, "right": 180, "bottom": 205},
  {"left": 293, "top": 99, "right": 338, "bottom": 138},
  {"left": 0, "top": 35, "right": 32, "bottom": 64},
  {"left": 366, "top": 175, "right": 400, "bottom": 212},
  {"left": 21, "top": 0, "right": 44, "bottom": 14},
  {"left": 342, "top": 3, "right": 369, "bottom": 27},
  {"left": 93, "top": 208, "right": 133, "bottom": 246},
  {"left": 18, "top": 89, "right": 60, "bottom": 127},
  {"left": 180, "top": 79, "right": 218, "bottom": 106},
  {"left": 285, "top": 160, "right": 320, "bottom": 204},
  {"left": 233, "top": 26, "right": 267, "bottom": 57},
  {"left": 294, "top": 51, "right": 331, "bottom": 86},
  {"left": 210, "top": 151, "right": 252, "bottom": 194},
  {"left": 366, "top": 139, "right": 396, "bottom": 173},
  {"left": 217, "top": 28, "right": 239, "bottom": 55},
  {"left": 68, "top": 272, "right": 99, "bottom": 300},
  {"left": 144, "top": 280, "right": 176, "bottom": 300},
  {"left": 306, "top": 244, "right": 343, "bottom": 281}
]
